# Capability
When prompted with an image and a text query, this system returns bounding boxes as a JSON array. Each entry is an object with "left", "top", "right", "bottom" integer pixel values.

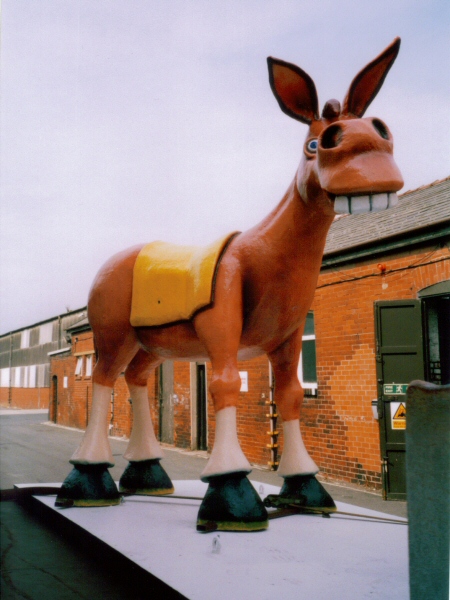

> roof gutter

[{"left": 322, "top": 222, "right": 450, "bottom": 268}]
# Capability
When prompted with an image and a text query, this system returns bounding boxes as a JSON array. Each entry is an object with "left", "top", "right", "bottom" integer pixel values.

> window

[
  {"left": 75, "top": 357, "right": 83, "bottom": 377},
  {"left": 14, "top": 367, "right": 23, "bottom": 387},
  {"left": 30, "top": 327, "right": 40, "bottom": 347},
  {"left": 0, "top": 368, "right": 10, "bottom": 387},
  {"left": 37, "top": 365, "right": 46, "bottom": 388},
  {"left": 20, "top": 330, "right": 30, "bottom": 349},
  {"left": 85, "top": 355, "right": 93, "bottom": 377},
  {"left": 23, "top": 366, "right": 29, "bottom": 388},
  {"left": 28, "top": 365, "right": 37, "bottom": 388},
  {"left": 298, "top": 312, "right": 317, "bottom": 394},
  {"left": 39, "top": 322, "right": 54, "bottom": 344}
]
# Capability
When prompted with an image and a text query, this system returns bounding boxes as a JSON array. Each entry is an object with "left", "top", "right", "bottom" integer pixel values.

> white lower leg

[
  {"left": 277, "top": 419, "right": 318, "bottom": 477},
  {"left": 70, "top": 383, "right": 114, "bottom": 466},
  {"left": 124, "top": 385, "right": 163, "bottom": 462},
  {"left": 201, "top": 406, "right": 251, "bottom": 479}
]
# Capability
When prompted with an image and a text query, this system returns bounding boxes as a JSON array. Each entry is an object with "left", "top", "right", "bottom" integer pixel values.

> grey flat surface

[
  {"left": 1, "top": 410, "right": 408, "bottom": 599},
  {"left": 34, "top": 481, "right": 408, "bottom": 600}
]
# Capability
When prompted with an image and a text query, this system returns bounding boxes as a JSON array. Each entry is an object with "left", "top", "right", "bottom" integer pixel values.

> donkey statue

[{"left": 57, "top": 39, "right": 403, "bottom": 532}]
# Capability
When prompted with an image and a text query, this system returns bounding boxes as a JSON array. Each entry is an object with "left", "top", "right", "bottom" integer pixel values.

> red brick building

[
  {"left": 309, "top": 177, "right": 449, "bottom": 497},
  {"left": 4, "top": 178, "right": 449, "bottom": 497}
]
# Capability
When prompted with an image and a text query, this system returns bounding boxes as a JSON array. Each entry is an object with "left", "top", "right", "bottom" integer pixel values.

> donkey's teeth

[
  {"left": 334, "top": 192, "right": 399, "bottom": 215},
  {"left": 350, "top": 195, "right": 371, "bottom": 215},
  {"left": 334, "top": 196, "right": 350, "bottom": 214},
  {"left": 388, "top": 192, "right": 398, "bottom": 208},
  {"left": 371, "top": 193, "right": 389, "bottom": 212}
]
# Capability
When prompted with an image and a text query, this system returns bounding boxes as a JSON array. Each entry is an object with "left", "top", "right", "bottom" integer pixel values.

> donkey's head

[{"left": 268, "top": 38, "right": 403, "bottom": 216}]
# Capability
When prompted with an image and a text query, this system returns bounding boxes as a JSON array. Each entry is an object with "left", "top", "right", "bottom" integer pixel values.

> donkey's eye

[{"left": 306, "top": 139, "right": 318, "bottom": 153}]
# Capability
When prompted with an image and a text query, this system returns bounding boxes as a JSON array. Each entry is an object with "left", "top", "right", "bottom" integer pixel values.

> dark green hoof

[
  {"left": 278, "top": 474, "right": 336, "bottom": 511},
  {"left": 55, "top": 464, "right": 121, "bottom": 508},
  {"left": 197, "top": 472, "right": 268, "bottom": 533},
  {"left": 119, "top": 459, "right": 174, "bottom": 496}
]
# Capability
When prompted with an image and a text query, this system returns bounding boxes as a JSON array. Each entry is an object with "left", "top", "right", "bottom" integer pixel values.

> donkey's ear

[
  {"left": 343, "top": 37, "right": 401, "bottom": 118},
  {"left": 268, "top": 57, "right": 319, "bottom": 124}
]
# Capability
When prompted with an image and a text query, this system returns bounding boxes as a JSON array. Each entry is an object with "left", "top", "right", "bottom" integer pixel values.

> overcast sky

[{"left": 1, "top": 0, "right": 449, "bottom": 334}]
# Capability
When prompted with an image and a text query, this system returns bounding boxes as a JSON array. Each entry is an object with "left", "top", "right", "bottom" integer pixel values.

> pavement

[{"left": 1, "top": 409, "right": 407, "bottom": 599}]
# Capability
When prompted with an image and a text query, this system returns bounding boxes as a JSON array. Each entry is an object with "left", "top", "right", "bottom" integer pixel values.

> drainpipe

[
  {"left": 266, "top": 366, "right": 279, "bottom": 470},
  {"left": 109, "top": 387, "right": 115, "bottom": 435},
  {"left": 381, "top": 457, "right": 388, "bottom": 501},
  {"left": 58, "top": 316, "right": 62, "bottom": 350},
  {"left": 85, "top": 386, "right": 89, "bottom": 428}
]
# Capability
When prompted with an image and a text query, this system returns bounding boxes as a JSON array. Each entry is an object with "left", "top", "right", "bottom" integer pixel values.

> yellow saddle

[{"left": 130, "top": 232, "right": 239, "bottom": 327}]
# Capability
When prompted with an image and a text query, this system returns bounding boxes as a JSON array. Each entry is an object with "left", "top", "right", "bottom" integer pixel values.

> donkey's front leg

[
  {"left": 193, "top": 272, "right": 268, "bottom": 532},
  {"left": 196, "top": 361, "right": 268, "bottom": 532},
  {"left": 268, "top": 332, "right": 336, "bottom": 512}
]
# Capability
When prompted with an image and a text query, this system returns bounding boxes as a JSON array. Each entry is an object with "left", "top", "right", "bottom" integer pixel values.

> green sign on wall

[{"left": 383, "top": 383, "right": 409, "bottom": 395}]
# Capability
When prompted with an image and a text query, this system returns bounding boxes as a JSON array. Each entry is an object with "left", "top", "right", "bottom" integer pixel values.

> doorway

[
  {"left": 51, "top": 375, "right": 58, "bottom": 424},
  {"left": 374, "top": 279, "right": 450, "bottom": 499},
  {"left": 158, "top": 361, "right": 174, "bottom": 444},
  {"left": 196, "top": 364, "right": 208, "bottom": 450},
  {"left": 421, "top": 281, "right": 450, "bottom": 385}
]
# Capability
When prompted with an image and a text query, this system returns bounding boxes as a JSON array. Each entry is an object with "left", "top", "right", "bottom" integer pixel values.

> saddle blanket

[{"left": 130, "top": 232, "right": 239, "bottom": 327}]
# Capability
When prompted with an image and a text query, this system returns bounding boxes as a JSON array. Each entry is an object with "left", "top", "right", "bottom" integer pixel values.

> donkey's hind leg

[
  {"left": 55, "top": 334, "right": 139, "bottom": 507},
  {"left": 266, "top": 332, "right": 336, "bottom": 512},
  {"left": 119, "top": 350, "right": 174, "bottom": 496}
]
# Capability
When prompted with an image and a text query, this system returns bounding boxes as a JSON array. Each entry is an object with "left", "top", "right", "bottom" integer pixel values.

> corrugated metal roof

[
  {"left": 324, "top": 177, "right": 450, "bottom": 256},
  {"left": 66, "top": 317, "right": 90, "bottom": 332}
]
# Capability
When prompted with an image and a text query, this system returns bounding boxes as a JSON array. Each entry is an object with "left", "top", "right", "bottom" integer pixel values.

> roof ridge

[{"left": 400, "top": 175, "right": 450, "bottom": 197}]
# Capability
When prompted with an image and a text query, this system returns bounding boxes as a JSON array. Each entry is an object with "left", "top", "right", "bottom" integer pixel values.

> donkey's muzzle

[{"left": 318, "top": 118, "right": 404, "bottom": 205}]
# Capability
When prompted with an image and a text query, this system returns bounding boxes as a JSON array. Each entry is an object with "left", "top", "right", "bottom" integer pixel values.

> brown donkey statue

[{"left": 57, "top": 38, "right": 403, "bottom": 532}]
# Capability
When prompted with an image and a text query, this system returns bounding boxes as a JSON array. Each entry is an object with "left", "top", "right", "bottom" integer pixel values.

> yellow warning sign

[{"left": 392, "top": 402, "right": 406, "bottom": 429}]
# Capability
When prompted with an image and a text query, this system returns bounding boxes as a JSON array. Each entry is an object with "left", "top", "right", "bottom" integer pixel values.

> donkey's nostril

[
  {"left": 372, "top": 118, "right": 390, "bottom": 140},
  {"left": 320, "top": 125, "right": 343, "bottom": 149}
]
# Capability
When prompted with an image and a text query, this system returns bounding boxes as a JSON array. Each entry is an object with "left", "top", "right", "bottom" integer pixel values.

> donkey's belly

[
  {"left": 135, "top": 322, "right": 266, "bottom": 362},
  {"left": 136, "top": 322, "right": 206, "bottom": 360}
]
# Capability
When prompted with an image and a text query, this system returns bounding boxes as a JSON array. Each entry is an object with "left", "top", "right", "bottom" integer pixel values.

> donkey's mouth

[{"left": 333, "top": 192, "right": 398, "bottom": 215}]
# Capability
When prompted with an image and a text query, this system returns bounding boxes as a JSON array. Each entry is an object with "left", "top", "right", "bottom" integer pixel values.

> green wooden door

[{"left": 374, "top": 300, "right": 425, "bottom": 499}]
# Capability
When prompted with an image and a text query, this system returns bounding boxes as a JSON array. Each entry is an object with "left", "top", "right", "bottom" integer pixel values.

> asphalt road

[{"left": 0, "top": 411, "right": 205, "bottom": 489}]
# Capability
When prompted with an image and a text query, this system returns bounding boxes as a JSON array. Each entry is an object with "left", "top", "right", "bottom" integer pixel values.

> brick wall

[
  {"left": 0, "top": 386, "right": 49, "bottom": 410},
  {"left": 50, "top": 332, "right": 157, "bottom": 440},
  {"left": 161, "top": 360, "right": 276, "bottom": 464},
  {"left": 206, "top": 357, "right": 275, "bottom": 467},
  {"left": 50, "top": 353, "right": 85, "bottom": 428},
  {"left": 173, "top": 362, "right": 191, "bottom": 449},
  {"left": 307, "top": 244, "right": 450, "bottom": 489}
]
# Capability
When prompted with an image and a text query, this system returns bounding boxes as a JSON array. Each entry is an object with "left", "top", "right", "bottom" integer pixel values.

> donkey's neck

[
  {"left": 237, "top": 178, "right": 334, "bottom": 348},
  {"left": 243, "top": 178, "right": 333, "bottom": 264}
]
